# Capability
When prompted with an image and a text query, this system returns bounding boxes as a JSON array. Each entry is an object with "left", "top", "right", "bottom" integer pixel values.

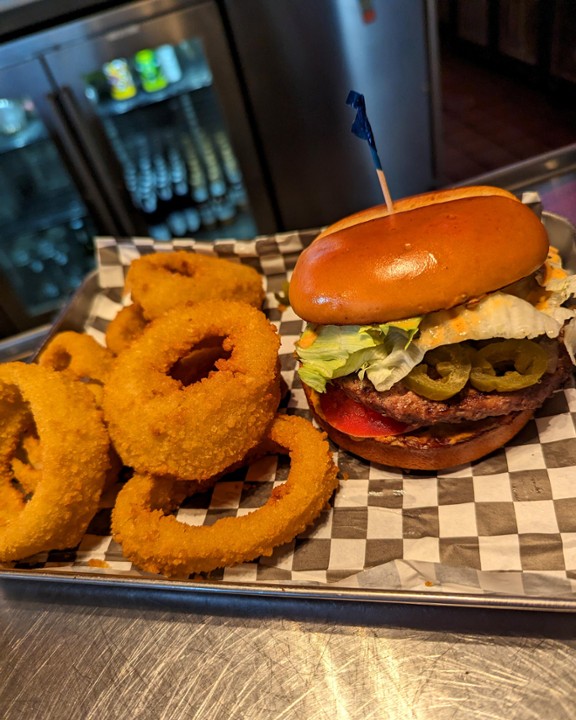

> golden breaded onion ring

[
  {"left": 125, "top": 250, "right": 265, "bottom": 321},
  {"left": 102, "top": 300, "right": 281, "bottom": 480},
  {"left": 105, "top": 303, "right": 148, "bottom": 355},
  {"left": 38, "top": 330, "right": 114, "bottom": 382},
  {"left": 36, "top": 331, "right": 122, "bottom": 489},
  {"left": 111, "top": 414, "right": 339, "bottom": 577},
  {"left": 0, "top": 363, "right": 111, "bottom": 561},
  {"left": 10, "top": 427, "right": 42, "bottom": 496},
  {"left": 38, "top": 331, "right": 115, "bottom": 405},
  {"left": 0, "top": 382, "right": 30, "bottom": 528},
  {"left": 10, "top": 425, "right": 121, "bottom": 496}
]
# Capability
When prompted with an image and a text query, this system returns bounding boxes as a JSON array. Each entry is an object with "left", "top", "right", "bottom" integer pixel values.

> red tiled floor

[{"left": 439, "top": 46, "right": 576, "bottom": 185}]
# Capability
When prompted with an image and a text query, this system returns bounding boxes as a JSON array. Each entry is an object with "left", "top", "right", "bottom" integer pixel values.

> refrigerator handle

[
  {"left": 45, "top": 90, "right": 125, "bottom": 238},
  {"left": 55, "top": 85, "right": 139, "bottom": 237}
]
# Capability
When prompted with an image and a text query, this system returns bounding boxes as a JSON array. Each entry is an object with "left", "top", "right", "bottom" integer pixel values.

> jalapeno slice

[
  {"left": 469, "top": 339, "right": 548, "bottom": 392},
  {"left": 404, "top": 344, "right": 472, "bottom": 401}
]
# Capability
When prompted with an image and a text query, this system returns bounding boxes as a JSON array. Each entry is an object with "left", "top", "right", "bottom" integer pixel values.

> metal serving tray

[{"left": 4, "top": 209, "right": 576, "bottom": 613}]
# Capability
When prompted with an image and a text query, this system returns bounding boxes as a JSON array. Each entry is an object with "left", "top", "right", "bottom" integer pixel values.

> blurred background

[
  {"left": 0, "top": 0, "right": 574, "bottom": 343},
  {"left": 437, "top": 0, "right": 576, "bottom": 185}
]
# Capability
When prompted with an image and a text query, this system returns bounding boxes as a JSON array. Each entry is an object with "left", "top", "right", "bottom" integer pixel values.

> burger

[{"left": 289, "top": 185, "right": 576, "bottom": 470}]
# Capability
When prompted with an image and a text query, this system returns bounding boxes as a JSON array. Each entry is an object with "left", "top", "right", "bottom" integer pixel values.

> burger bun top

[{"left": 289, "top": 186, "right": 549, "bottom": 325}]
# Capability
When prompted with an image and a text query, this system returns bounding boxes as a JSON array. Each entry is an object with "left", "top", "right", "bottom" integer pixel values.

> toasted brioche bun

[
  {"left": 303, "top": 383, "right": 533, "bottom": 471},
  {"left": 314, "top": 185, "right": 518, "bottom": 238},
  {"left": 289, "top": 186, "right": 549, "bottom": 325}
]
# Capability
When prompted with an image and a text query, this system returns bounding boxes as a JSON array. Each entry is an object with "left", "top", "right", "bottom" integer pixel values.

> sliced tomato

[{"left": 318, "top": 385, "right": 408, "bottom": 438}]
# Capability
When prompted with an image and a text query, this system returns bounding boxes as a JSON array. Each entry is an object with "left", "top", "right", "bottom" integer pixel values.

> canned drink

[
  {"left": 134, "top": 49, "right": 167, "bottom": 93},
  {"left": 102, "top": 59, "right": 137, "bottom": 101},
  {"left": 155, "top": 44, "right": 183, "bottom": 84}
]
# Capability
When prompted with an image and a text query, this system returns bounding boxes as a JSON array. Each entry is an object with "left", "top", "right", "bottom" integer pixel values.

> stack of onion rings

[
  {"left": 0, "top": 363, "right": 111, "bottom": 561},
  {"left": 103, "top": 300, "right": 281, "bottom": 480},
  {"left": 0, "top": 250, "right": 341, "bottom": 577},
  {"left": 111, "top": 414, "right": 339, "bottom": 577}
]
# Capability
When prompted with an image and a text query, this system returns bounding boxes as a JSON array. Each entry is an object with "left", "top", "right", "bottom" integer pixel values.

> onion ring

[
  {"left": 106, "top": 301, "right": 230, "bottom": 376},
  {"left": 0, "top": 488, "right": 25, "bottom": 530},
  {"left": 124, "top": 250, "right": 265, "bottom": 321},
  {"left": 0, "top": 363, "right": 111, "bottom": 561},
  {"left": 105, "top": 303, "right": 148, "bottom": 355},
  {"left": 102, "top": 300, "right": 281, "bottom": 480},
  {"left": 0, "top": 383, "right": 30, "bottom": 528},
  {"left": 38, "top": 331, "right": 115, "bottom": 405},
  {"left": 10, "top": 425, "right": 121, "bottom": 496},
  {"left": 10, "top": 427, "right": 42, "bottom": 495},
  {"left": 111, "top": 414, "right": 339, "bottom": 577},
  {"left": 36, "top": 331, "right": 121, "bottom": 489}
]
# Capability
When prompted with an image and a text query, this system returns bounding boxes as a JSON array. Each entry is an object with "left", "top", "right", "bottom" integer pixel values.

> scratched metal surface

[{"left": 1, "top": 580, "right": 576, "bottom": 719}]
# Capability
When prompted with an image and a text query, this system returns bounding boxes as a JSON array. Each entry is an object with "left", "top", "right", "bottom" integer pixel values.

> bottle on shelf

[
  {"left": 167, "top": 211, "right": 188, "bottom": 237},
  {"left": 153, "top": 152, "right": 173, "bottom": 204},
  {"left": 199, "top": 202, "right": 217, "bottom": 231},
  {"left": 148, "top": 223, "right": 172, "bottom": 241},
  {"left": 123, "top": 162, "right": 139, "bottom": 205},
  {"left": 181, "top": 135, "right": 209, "bottom": 205},
  {"left": 213, "top": 130, "right": 249, "bottom": 211},
  {"left": 212, "top": 196, "right": 236, "bottom": 226},
  {"left": 213, "top": 131, "right": 243, "bottom": 185},
  {"left": 198, "top": 129, "right": 226, "bottom": 200},
  {"left": 167, "top": 145, "right": 189, "bottom": 200},
  {"left": 184, "top": 207, "right": 201, "bottom": 233}
]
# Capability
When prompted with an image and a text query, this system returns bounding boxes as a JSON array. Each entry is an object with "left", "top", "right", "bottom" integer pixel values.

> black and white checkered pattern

[{"left": 9, "top": 232, "right": 576, "bottom": 600}]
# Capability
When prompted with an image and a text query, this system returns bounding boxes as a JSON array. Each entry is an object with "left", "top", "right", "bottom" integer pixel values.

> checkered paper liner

[{"left": 10, "top": 231, "right": 576, "bottom": 601}]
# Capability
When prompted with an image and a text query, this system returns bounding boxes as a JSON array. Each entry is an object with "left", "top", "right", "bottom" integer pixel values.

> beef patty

[{"left": 334, "top": 344, "right": 574, "bottom": 427}]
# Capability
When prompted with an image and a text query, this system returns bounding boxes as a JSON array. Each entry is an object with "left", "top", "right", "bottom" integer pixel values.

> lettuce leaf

[
  {"left": 417, "top": 292, "right": 565, "bottom": 351},
  {"left": 563, "top": 317, "right": 576, "bottom": 364},
  {"left": 364, "top": 335, "right": 426, "bottom": 391},
  {"left": 295, "top": 322, "right": 421, "bottom": 393}
]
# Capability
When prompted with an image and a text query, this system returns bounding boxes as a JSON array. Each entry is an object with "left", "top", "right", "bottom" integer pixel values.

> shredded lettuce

[
  {"left": 296, "top": 320, "right": 421, "bottom": 393},
  {"left": 296, "top": 275, "right": 576, "bottom": 393},
  {"left": 417, "top": 292, "right": 565, "bottom": 351},
  {"left": 563, "top": 317, "right": 576, "bottom": 364},
  {"left": 539, "top": 274, "right": 576, "bottom": 317},
  {"left": 364, "top": 335, "right": 426, "bottom": 392}
]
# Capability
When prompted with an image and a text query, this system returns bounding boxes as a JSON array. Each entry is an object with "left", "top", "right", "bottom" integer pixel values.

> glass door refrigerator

[
  {"left": 43, "top": 0, "right": 277, "bottom": 243},
  {"left": 0, "top": 57, "right": 120, "bottom": 339},
  {"left": 0, "top": 0, "right": 439, "bottom": 348}
]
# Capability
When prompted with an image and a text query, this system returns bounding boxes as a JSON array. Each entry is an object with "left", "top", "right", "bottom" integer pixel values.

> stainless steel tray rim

[{"left": 3, "top": 567, "right": 576, "bottom": 613}]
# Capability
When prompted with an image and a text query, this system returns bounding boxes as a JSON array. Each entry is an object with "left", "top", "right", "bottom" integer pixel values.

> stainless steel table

[{"left": 2, "top": 578, "right": 576, "bottom": 719}]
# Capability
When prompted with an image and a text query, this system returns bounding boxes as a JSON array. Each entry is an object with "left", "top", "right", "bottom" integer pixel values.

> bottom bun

[{"left": 303, "top": 384, "right": 534, "bottom": 471}]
